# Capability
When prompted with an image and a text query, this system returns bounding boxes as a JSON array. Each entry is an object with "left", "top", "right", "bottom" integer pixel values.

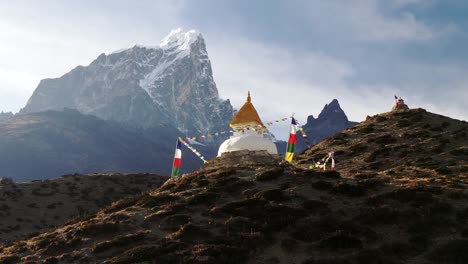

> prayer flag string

[
  {"left": 179, "top": 137, "right": 207, "bottom": 163},
  {"left": 294, "top": 120, "right": 312, "bottom": 148},
  {"left": 185, "top": 116, "right": 291, "bottom": 142}
]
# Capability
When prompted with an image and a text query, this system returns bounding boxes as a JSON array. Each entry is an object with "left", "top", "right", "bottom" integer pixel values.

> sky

[{"left": 1, "top": 0, "right": 467, "bottom": 139}]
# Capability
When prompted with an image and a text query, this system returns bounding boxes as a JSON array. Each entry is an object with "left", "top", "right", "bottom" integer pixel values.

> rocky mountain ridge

[
  {"left": 21, "top": 28, "right": 234, "bottom": 136},
  {"left": 1, "top": 108, "right": 466, "bottom": 264},
  {"left": 302, "top": 99, "right": 357, "bottom": 145},
  {"left": 0, "top": 109, "right": 188, "bottom": 181}
]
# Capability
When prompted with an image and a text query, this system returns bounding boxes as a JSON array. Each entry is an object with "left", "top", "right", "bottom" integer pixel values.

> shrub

[
  {"left": 0, "top": 255, "right": 21, "bottom": 264},
  {"left": 161, "top": 214, "right": 191, "bottom": 231},
  {"left": 375, "top": 116, "right": 387, "bottom": 122},
  {"left": 358, "top": 126, "right": 374, "bottom": 133},
  {"left": 457, "top": 207, "right": 468, "bottom": 223},
  {"left": 364, "top": 151, "right": 377, "bottom": 162},
  {"left": 450, "top": 147, "right": 468, "bottom": 156},
  {"left": 370, "top": 134, "right": 397, "bottom": 145},
  {"left": 31, "top": 188, "right": 54, "bottom": 196},
  {"left": 224, "top": 216, "right": 255, "bottom": 234},
  {"left": 44, "top": 257, "right": 59, "bottom": 264},
  {"left": 349, "top": 144, "right": 367, "bottom": 153},
  {"left": 169, "top": 223, "right": 211, "bottom": 242},
  {"left": 435, "top": 167, "right": 452, "bottom": 175},
  {"left": 188, "top": 243, "right": 250, "bottom": 264},
  {"left": 315, "top": 170, "right": 341, "bottom": 179},
  {"left": 254, "top": 189, "right": 288, "bottom": 201},
  {"left": 302, "top": 200, "right": 328, "bottom": 211},
  {"left": 75, "top": 222, "right": 119, "bottom": 237},
  {"left": 379, "top": 241, "right": 413, "bottom": 258},
  {"left": 255, "top": 168, "right": 284, "bottom": 181},
  {"left": 224, "top": 180, "right": 255, "bottom": 193},
  {"left": 290, "top": 216, "right": 338, "bottom": 242},
  {"left": 105, "top": 194, "right": 144, "bottom": 213},
  {"left": 356, "top": 206, "right": 400, "bottom": 225},
  {"left": 311, "top": 180, "right": 333, "bottom": 190},
  {"left": 369, "top": 188, "right": 434, "bottom": 207},
  {"left": 430, "top": 126, "right": 443, "bottom": 132},
  {"left": 0, "top": 177, "right": 14, "bottom": 185},
  {"left": 187, "top": 191, "right": 220, "bottom": 205},
  {"left": 332, "top": 182, "right": 366, "bottom": 197},
  {"left": 137, "top": 193, "right": 178, "bottom": 208},
  {"left": 428, "top": 239, "right": 468, "bottom": 264},
  {"left": 319, "top": 233, "right": 362, "bottom": 249},
  {"left": 354, "top": 249, "right": 398, "bottom": 264},
  {"left": 92, "top": 232, "right": 147, "bottom": 253},
  {"left": 397, "top": 119, "right": 411, "bottom": 128},
  {"left": 220, "top": 198, "right": 267, "bottom": 216},
  {"left": 280, "top": 238, "right": 298, "bottom": 252},
  {"left": 111, "top": 242, "right": 184, "bottom": 264}
]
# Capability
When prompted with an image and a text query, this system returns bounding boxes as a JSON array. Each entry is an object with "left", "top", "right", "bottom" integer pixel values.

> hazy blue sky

[{"left": 1, "top": 0, "right": 467, "bottom": 136}]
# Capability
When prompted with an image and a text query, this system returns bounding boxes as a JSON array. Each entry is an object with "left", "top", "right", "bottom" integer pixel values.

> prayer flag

[
  {"left": 285, "top": 117, "right": 297, "bottom": 162},
  {"left": 171, "top": 139, "right": 182, "bottom": 177}
]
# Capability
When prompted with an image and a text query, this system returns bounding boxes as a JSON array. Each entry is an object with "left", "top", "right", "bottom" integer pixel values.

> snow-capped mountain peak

[
  {"left": 22, "top": 28, "right": 234, "bottom": 137},
  {"left": 160, "top": 28, "right": 202, "bottom": 51},
  {"left": 107, "top": 28, "right": 202, "bottom": 56}
]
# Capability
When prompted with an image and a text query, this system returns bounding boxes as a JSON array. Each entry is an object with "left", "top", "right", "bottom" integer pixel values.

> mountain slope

[
  {"left": 0, "top": 109, "right": 190, "bottom": 181},
  {"left": 0, "top": 173, "right": 167, "bottom": 244},
  {"left": 21, "top": 29, "right": 234, "bottom": 136},
  {"left": 1, "top": 108, "right": 466, "bottom": 264},
  {"left": 0, "top": 112, "right": 13, "bottom": 121}
]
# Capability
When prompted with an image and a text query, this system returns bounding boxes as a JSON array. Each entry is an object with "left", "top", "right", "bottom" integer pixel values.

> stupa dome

[{"left": 218, "top": 92, "right": 278, "bottom": 156}]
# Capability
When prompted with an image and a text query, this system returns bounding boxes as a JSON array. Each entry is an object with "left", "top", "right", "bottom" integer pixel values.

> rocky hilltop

[
  {"left": 21, "top": 28, "right": 234, "bottom": 136},
  {"left": 0, "top": 173, "right": 167, "bottom": 244},
  {"left": 1, "top": 108, "right": 466, "bottom": 264}
]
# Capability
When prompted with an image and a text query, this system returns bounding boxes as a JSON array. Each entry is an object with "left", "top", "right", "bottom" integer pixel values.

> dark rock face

[
  {"left": 21, "top": 29, "right": 234, "bottom": 136},
  {"left": 302, "top": 99, "right": 357, "bottom": 145}
]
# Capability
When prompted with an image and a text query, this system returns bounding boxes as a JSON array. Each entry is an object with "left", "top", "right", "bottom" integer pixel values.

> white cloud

[
  {"left": 0, "top": 1, "right": 185, "bottom": 112},
  {"left": 293, "top": 0, "right": 452, "bottom": 43},
  {"left": 207, "top": 30, "right": 467, "bottom": 139},
  {"left": 207, "top": 34, "right": 363, "bottom": 139},
  {"left": 0, "top": 0, "right": 466, "bottom": 135}
]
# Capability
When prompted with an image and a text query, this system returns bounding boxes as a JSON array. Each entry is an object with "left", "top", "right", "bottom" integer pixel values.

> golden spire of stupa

[{"left": 230, "top": 91, "right": 263, "bottom": 128}]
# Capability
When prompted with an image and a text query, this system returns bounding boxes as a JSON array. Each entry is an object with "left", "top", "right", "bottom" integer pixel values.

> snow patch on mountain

[{"left": 160, "top": 28, "right": 201, "bottom": 51}]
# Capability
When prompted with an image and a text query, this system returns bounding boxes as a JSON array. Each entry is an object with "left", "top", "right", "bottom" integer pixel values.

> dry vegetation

[
  {"left": 0, "top": 109, "right": 466, "bottom": 264},
  {"left": 0, "top": 173, "right": 167, "bottom": 244}
]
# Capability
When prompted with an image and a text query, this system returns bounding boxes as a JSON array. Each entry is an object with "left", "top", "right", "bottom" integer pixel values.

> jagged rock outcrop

[
  {"left": 21, "top": 29, "right": 234, "bottom": 136},
  {"left": 1, "top": 108, "right": 466, "bottom": 263},
  {"left": 301, "top": 99, "right": 357, "bottom": 146}
]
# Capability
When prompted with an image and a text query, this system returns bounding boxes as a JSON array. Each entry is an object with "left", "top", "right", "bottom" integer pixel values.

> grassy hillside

[{"left": 0, "top": 109, "right": 466, "bottom": 264}]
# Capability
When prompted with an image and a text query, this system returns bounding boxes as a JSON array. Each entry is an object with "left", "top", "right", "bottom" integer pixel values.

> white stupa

[{"left": 218, "top": 92, "right": 278, "bottom": 156}]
